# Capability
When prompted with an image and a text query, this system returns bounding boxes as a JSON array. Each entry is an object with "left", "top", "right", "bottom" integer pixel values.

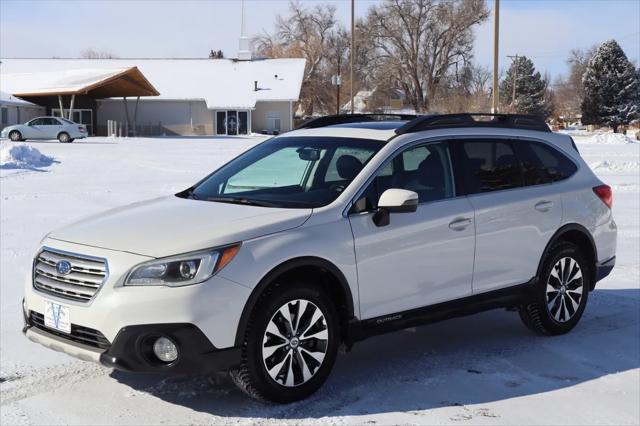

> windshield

[{"left": 185, "top": 136, "right": 384, "bottom": 208}]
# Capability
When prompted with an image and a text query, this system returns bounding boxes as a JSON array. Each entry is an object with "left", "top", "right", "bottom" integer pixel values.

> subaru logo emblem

[{"left": 56, "top": 260, "right": 72, "bottom": 275}]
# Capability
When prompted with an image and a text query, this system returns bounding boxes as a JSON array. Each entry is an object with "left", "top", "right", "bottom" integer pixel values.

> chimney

[{"left": 237, "top": 0, "right": 252, "bottom": 61}]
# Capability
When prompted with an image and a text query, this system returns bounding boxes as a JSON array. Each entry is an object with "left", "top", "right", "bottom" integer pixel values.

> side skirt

[{"left": 345, "top": 281, "right": 536, "bottom": 347}]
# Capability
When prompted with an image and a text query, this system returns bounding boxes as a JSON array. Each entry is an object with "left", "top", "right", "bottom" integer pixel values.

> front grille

[
  {"left": 29, "top": 311, "right": 110, "bottom": 350},
  {"left": 33, "top": 248, "right": 108, "bottom": 303}
]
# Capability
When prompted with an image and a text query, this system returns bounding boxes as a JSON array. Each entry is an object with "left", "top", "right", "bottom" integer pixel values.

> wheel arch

[
  {"left": 234, "top": 256, "right": 355, "bottom": 347},
  {"left": 57, "top": 131, "right": 70, "bottom": 140},
  {"left": 538, "top": 223, "right": 598, "bottom": 290},
  {"left": 9, "top": 129, "right": 23, "bottom": 139}
]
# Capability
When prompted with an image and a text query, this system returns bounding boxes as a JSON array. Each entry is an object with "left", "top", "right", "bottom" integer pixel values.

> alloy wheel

[
  {"left": 546, "top": 257, "right": 584, "bottom": 322},
  {"left": 262, "top": 299, "right": 329, "bottom": 387}
]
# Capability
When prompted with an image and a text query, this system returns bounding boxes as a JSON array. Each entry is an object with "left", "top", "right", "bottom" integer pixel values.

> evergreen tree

[
  {"left": 500, "top": 56, "right": 552, "bottom": 118},
  {"left": 581, "top": 39, "right": 639, "bottom": 132}
]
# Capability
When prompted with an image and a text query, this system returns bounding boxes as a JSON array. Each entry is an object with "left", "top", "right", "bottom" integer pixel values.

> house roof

[
  {"left": 0, "top": 67, "right": 159, "bottom": 98},
  {"left": 0, "top": 58, "right": 306, "bottom": 110},
  {"left": 0, "top": 90, "right": 39, "bottom": 106}
]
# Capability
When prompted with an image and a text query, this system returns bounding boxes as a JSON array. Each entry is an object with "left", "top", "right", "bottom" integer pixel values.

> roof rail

[
  {"left": 297, "top": 113, "right": 418, "bottom": 129},
  {"left": 394, "top": 113, "right": 550, "bottom": 135}
]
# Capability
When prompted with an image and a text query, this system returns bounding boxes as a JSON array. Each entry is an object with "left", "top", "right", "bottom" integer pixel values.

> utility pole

[
  {"left": 491, "top": 0, "right": 500, "bottom": 113},
  {"left": 350, "top": 0, "right": 355, "bottom": 114},
  {"left": 333, "top": 56, "right": 342, "bottom": 115},
  {"left": 507, "top": 54, "right": 519, "bottom": 110}
]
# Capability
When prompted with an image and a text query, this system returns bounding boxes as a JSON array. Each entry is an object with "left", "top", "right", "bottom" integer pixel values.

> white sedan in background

[{"left": 1, "top": 116, "right": 87, "bottom": 143}]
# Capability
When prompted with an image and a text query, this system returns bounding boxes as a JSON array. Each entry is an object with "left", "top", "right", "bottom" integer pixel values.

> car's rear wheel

[
  {"left": 519, "top": 242, "right": 591, "bottom": 335},
  {"left": 230, "top": 282, "right": 340, "bottom": 403},
  {"left": 58, "top": 132, "right": 71, "bottom": 143},
  {"left": 9, "top": 131, "right": 22, "bottom": 142}
]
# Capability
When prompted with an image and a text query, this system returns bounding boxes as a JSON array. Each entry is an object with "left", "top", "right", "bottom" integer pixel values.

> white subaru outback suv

[{"left": 22, "top": 113, "right": 617, "bottom": 403}]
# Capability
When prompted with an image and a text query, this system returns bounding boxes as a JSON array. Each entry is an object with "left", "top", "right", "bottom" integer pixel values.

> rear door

[
  {"left": 41, "top": 117, "right": 63, "bottom": 139},
  {"left": 452, "top": 138, "right": 563, "bottom": 294},
  {"left": 349, "top": 140, "right": 476, "bottom": 319}
]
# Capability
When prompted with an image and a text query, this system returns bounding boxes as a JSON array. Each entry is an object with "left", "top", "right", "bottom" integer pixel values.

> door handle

[
  {"left": 449, "top": 217, "right": 472, "bottom": 231},
  {"left": 535, "top": 200, "right": 554, "bottom": 212}
]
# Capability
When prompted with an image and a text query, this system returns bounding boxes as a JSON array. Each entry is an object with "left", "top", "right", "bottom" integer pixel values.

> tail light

[{"left": 593, "top": 185, "right": 612, "bottom": 209}]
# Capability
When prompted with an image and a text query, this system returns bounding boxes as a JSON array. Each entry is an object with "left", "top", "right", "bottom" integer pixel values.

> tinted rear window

[
  {"left": 513, "top": 141, "right": 577, "bottom": 185},
  {"left": 458, "top": 140, "right": 523, "bottom": 194}
]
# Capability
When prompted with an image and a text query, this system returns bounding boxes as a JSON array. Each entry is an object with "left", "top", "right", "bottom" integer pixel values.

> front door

[
  {"left": 349, "top": 141, "right": 475, "bottom": 319},
  {"left": 215, "top": 110, "right": 249, "bottom": 135}
]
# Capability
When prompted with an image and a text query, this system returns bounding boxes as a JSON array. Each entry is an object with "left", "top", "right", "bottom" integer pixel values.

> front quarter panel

[{"left": 218, "top": 213, "right": 359, "bottom": 317}]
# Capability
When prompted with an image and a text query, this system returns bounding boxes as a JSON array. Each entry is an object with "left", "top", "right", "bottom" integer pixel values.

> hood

[{"left": 49, "top": 196, "right": 312, "bottom": 257}]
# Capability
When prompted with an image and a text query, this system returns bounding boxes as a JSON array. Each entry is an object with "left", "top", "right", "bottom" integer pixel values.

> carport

[{"left": 2, "top": 67, "right": 159, "bottom": 135}]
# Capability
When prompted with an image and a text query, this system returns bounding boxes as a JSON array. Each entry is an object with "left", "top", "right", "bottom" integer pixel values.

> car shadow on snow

[{"left": 110, "top": 288, "right": 639, "bottom": 419}]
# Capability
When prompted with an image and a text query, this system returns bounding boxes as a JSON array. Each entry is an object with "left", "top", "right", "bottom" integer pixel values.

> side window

[
  {"left": 324, "top": 147, "right": 377, "bottom": 183},
  {"left": 402, "top": 146, "right": 430, "bottom": 171},
  {"left": 28, "top": 118, "right": 44, "bottom": 126},
  {"left": 355, "top": 141, "right": 455, "bottom": 210},
  {"left": 514, "top": 141, "right": 577, "bottom": 185},
  {"left": 459, "top": 140, "right": 523, "bottom": 194}
]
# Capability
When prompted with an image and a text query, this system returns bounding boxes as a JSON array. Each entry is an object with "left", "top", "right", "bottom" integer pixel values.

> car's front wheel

[
  {"left": 9, "top": 130, "right": 22, "bottom": 142},
  {"left": 519, "top": 242, "right": 591, "bottom": 335},
  {"left": 231, "top": 282, "right": 340, "bottom": 403},
  {"left": 58, "top": 132, "right": 71, "bottom": 143}
]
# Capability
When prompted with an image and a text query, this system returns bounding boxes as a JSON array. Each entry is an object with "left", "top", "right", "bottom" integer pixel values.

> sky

[{"left": 0, "top": 0, "right": 638, "bottom": 79}]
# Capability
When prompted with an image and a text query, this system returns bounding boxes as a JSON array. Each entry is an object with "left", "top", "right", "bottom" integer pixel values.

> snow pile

[
  {"left": 590, "top": 160, "right": 640, "bottom": 173},
  {"left": 0, "top": 143, "right": 56, "bottom": 169},
  {"left": 586, "top": 132, "right": 638, "bottom": 144}
]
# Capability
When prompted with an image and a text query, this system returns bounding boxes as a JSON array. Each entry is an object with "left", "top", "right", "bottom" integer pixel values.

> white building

[
  {"left": 0, "top": 90, "right": 45, "bottom": 131},
  {"left": 0, "top": 57, "right": 305, "bottom": 136}
]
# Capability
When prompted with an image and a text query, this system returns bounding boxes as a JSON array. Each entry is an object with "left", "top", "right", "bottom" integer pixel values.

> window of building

[
  {"left": 1, "top": 107, "right": 8, "bottom": 125},
  {"left": 216, "top": 110, "right": 249, "bottom": 135}
]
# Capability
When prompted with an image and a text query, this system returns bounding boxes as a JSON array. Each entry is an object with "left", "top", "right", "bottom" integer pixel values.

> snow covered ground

[{"left": 0, "top": 133, "right": 638, "bottom": 425}]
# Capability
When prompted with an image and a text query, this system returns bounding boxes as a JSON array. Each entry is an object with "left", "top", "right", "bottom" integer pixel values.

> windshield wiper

[{"left": 202, "top": 196, "right": 279, "bottom": 208}]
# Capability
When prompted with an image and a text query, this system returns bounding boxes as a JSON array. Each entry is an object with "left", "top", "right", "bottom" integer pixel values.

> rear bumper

[{"left": 595, "top": 256, "right": 616, "bottom": 283}]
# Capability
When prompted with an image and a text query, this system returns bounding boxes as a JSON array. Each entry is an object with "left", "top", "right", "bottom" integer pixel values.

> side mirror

[{"left": 373, "top": 188, "right": 418, "bottom": 226}]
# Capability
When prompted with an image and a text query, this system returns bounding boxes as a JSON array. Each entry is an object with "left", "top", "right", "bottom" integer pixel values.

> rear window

[
  {"left": 513, "top": 141, "right": 577, "bottom": 185},
  {"left": 458, "top": 140, "right": 523, "bottom": 194}
]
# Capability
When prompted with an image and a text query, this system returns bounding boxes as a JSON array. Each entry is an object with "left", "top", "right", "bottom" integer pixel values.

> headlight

[{"left": 125, "top": 244, "right": 240, "bottom": 287}]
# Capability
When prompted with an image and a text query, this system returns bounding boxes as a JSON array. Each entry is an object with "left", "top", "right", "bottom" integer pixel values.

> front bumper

[
  {"left": 22, "top": 239, "right": 251, "bottom": 373},
  {"left": 23, "top": 308, "right": 241, "bottom": 374}
]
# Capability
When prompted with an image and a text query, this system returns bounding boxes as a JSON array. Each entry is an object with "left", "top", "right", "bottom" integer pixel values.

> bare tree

[
  {"left": 434, "top": 62, "right": 492, "bottom": 113},
  {"left": 80, "top": 49, "right": 119, "bottom": 59},
  {"left": 363, "top": 0, "right": 488, "bottom": 112},
  {"left": 255, "top": 2, "right": 341, "bottom": 115}
]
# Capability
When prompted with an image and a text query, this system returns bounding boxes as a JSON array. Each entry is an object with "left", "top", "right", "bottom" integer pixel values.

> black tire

[
  {"left": 58, "top": 132, "right": 71, "bottom": 143},
  {"left": 519, "top": 242, "right": 591, "bottom": 335},
  {"left": 9, "top": 130, "right": 22, "bottom": 142},
  {"left": 230, "top": 282, "right": 340, "bottom": 403},
  {"left": 68, "top": 138, "right": 75, "bottom": 143}
]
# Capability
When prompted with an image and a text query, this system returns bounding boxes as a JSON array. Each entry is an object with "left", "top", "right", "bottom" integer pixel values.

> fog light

[{"left": 153, "top": 337, "right": 178, "bottom": 363}]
